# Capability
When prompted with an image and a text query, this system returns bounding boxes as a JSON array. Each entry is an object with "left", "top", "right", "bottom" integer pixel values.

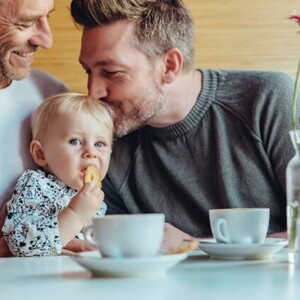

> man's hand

[
  {"left": 62, "top": 238, "right": 95, "bottom": 256},
  {"left": 162, "top": 222, "right": 197, "bottom": 252},
  {"left": 267, "top": 231, "right": 287, "bottom": 239}
]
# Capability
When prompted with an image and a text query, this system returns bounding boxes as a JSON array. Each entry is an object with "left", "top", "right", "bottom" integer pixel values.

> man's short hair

[{"left": 70, "top": 0, "right": 195, "bottom": 71}]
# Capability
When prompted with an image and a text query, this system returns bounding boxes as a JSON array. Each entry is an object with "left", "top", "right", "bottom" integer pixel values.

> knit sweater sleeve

[{"left": 217, "top": 70, "right": 296, "bottom": 192}]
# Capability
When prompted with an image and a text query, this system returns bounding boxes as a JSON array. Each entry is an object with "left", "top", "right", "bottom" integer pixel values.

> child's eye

[
  {"left": 95, "top": 141, "right": 104, "bottom": 148},
  {"left": 69, "top": 139, "right": 81, "bottom": 146}
]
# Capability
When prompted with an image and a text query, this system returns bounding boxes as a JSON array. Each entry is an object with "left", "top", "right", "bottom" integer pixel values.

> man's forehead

[
  {"left": 81, "top": 20, "right": 136, "bottom": 47},
  {"left": 0, "top": 0, "right": 54, "bottom": 19},
  {"left": 79, "top": 22, "right": 138, "bottom": 63}
]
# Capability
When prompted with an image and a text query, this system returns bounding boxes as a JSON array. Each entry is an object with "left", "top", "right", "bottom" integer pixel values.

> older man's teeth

[{"left": 14, "top": 51, "right": 32, "bottom": 57}]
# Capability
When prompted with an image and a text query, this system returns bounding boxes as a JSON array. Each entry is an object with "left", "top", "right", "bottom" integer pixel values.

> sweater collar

[{"left": 144, "top": 69, "right": 219, "bottom": 138}]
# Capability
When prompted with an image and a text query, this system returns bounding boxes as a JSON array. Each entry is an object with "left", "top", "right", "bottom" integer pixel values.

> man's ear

[
  {"left": 161, "top": 47, "right": 183, "bottom": 84},
  {"left": 30, "top": 139, "right": 47, "bottom": 167}
]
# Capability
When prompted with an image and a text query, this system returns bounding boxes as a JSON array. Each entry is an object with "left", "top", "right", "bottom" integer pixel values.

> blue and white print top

[{"left": 2, "top": 169, "right": 106, "bottom": 257}]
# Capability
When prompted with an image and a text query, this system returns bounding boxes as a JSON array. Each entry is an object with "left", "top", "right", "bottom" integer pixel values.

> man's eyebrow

[{"left": 79, "top": 59, "right": 125, "bottom": 69}]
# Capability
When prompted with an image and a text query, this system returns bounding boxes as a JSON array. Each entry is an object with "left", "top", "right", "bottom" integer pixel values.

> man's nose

[
  {"left": 29, "top": 17, "right": 53, "bottom": 49},
  {"left": 88, "top": 76, "right": 108, "bottom": 100}
]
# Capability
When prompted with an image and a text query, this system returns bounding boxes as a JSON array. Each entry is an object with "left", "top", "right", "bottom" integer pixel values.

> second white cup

[{"left": 209, "top": 208, "right": 270, "bottom": 244}]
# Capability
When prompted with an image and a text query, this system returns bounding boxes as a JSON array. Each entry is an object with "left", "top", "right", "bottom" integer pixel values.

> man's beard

[{"left": 110, "top": 78, "right": 166, "bottom": 138}]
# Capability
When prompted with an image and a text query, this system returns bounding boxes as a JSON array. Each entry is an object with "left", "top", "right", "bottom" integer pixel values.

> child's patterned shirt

[{"left": 2, "top": 169, "right": 106, "bottom": 256}]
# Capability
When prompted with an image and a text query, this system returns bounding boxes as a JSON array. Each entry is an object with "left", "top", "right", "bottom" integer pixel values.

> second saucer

[{"left": 198, "top": 238, "right": 287, "bottom": 260}]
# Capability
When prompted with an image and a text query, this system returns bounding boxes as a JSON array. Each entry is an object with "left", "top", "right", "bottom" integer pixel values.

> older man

[
  {"left": 0, "top": 0, "right": 89, "bottom": 256},
  {"left": 70, "top": 0, "right": 294, "bottom": 247}
]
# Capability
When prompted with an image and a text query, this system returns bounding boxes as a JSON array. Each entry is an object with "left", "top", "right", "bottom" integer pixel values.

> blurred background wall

[{"left": 32, "top": 0, "right": 300, "bottom": 93}]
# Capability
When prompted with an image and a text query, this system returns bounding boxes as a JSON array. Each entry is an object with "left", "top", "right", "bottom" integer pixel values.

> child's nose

[{"left": 83, "top": 149, "right": 97, "bottom": 159}]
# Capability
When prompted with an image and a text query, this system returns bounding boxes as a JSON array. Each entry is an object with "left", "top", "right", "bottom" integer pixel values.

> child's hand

[{"left": 68, "top": 182, "right": 103, "bottom": 225}]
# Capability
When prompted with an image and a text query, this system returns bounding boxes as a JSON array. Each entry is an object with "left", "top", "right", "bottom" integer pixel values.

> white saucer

[
  {"left": 72, "top": 251, "right": 187, "bottom": 277},
  {"left": 198, "top": 238, "right": 288, "bottom": 260}
]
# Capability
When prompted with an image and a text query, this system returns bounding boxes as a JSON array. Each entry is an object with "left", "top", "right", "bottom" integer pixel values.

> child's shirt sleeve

[{"left": 2, "top": 170, "right": 76, "bottom": 257}]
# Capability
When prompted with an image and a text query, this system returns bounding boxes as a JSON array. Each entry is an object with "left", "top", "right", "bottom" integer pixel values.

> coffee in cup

[
  {"left": 209, "top": 208, "right": 269, "bottom": 244},
  {"left": 84, "top": 213, "right": 165, "bottom": 258}
]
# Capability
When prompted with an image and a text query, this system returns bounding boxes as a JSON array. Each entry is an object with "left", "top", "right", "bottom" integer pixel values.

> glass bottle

[{"left": 286, "top": 129, "right": 300, "bottom": 263}]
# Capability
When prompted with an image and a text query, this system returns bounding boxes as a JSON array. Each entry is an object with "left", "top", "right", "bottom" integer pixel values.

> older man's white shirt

[{"left": 0, "top": 69, "right": 68, "bottom": 210}]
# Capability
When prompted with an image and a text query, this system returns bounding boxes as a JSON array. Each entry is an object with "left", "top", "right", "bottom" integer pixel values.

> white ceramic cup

[
  {"left": 209, "top": 208, "right": 270, "bottom": 244},
  {"left": 84, "top": 214, "right": 165, "bottom": 258}
]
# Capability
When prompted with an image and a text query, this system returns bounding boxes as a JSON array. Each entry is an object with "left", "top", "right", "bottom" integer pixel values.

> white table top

[{"left": 0, "top": 249, "right": 299, "bottom": 300}]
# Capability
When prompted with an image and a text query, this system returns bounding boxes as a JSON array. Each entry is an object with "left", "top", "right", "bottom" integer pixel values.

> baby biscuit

[{"left": 83, "top": 165, "right": 102, "bottom": 188}]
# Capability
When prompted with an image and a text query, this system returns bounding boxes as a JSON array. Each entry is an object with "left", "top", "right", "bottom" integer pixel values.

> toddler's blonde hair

[{"left": 31, "top": 92, "right": 114, "bottom": 142}]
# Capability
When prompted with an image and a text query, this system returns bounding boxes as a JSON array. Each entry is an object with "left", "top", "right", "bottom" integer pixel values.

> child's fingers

[
  {"left": 81, "top": 181, "right": 98, "bottom": 192},
  {"left": 80, "top": 182, "right": 104, "bottom": 199}
]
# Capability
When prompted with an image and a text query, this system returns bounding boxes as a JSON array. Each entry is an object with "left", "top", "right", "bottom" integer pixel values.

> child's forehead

[
  {"left": 60, "top": 108, "right": 100, "bottom": 119},
  {"left": 58, "top": 110, "right": 113, "bottom": 134},
  {"left": 58, "top": 110, "right": 100, "bottom": 123}
]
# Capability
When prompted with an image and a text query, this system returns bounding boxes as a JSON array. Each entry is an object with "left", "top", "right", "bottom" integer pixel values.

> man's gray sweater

[{"left": 103, "top": 69, "right": 296, "bottom": 237}]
